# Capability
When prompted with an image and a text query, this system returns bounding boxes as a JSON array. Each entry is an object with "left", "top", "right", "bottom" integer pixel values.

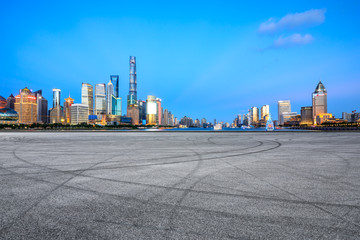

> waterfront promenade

[{"left": 0, "top": 131, "right": 359, "bottom": 239}]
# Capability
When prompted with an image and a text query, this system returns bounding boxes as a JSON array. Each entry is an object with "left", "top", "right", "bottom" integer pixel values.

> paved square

[{"left": 0, "top": 131, "right": 360, "bottom": 239}]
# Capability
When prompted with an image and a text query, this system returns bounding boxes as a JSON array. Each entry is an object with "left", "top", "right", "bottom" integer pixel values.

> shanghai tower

[
  {"left": 127, "top": 56, "right": 137, "bottom": 107},
  {"left": 126, "top": 56, "right": 139, "bottom": 125}
]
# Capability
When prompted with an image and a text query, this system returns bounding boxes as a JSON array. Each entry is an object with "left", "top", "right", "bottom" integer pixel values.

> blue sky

[{"left": 1, "top": 0, "right": 359, "bottom": 122}]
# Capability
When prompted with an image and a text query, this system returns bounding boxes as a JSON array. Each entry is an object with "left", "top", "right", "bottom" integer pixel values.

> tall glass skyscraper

[
  {"left": 110, "top": 75, "right": 119, "bottom": 98},
  {"left": 312, "top": 80, "right": 327, "bottom": 124},
  {"left": 112, "top": 95, "right": 122, "bottom": 116},
  {"left": 106, "top": 80, "right": 114, "bottom": 115},
  {"left": 127, "top": 56, "right": 137, "bottom": 107},
  {"left": 52, "top": 89, "right": 61, "bottom": 108},
  {"left": 261, "top": 105, "right": 270, "bottom": 121},
  {"left": 81, "top": 83, "right": 93, "bottom": 116},
  {"left": 95, "top": 83, "right": 106, "bottom": 115}
]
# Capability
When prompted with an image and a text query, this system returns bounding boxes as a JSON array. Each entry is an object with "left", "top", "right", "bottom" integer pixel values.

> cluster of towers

[{"left": 0, "top": 56, "right": 176, "bottom": 126}]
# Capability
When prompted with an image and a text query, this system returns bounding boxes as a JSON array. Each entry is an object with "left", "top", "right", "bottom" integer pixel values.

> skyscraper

[
  {"left": 127, "top": 56, "right": 139, "bottom": 125},
  {"left": 64, "top": 95, "right": 74, "bottom": 124},
  {"left": 81, "top": 83, "right": 93, "bottom": 116},
  {"left": 127, "top": 56, "right": 137, "bottom": 107},
  {"left": 146, "top": 95, "right": 157, "bottom": 125},
  {"left": 312, "top": 80, "right": 327, "bottom": 124},
  {"left": 156, "top": 98, "right": 162, "bottom": 125},
  {"left": 112, "top": 95, "right": 122, "bottom": 116},
  {"left": 14, "top": 87, "right": 37, "bottom": 124},
  {"left": 95, "top": 83, "right": 106, "bottom": 115},
  {"left": 49, "top": 89, "right": 64, "bottom": 124},
  {"left": 110, "top": 75, "right": 119, "bottom": 98},
  {"left": 250, "top": 106, "right": 259, "bottom": 124},
  {"left": 261, "top": 105, "right": 270, "bottom": 121},
  {"left": 301, "top": 106, "right": 313, "bottom": 125},
  {"left": 106, "top": 80, "right": 114, "bottom": 115},
  {"left": 278, "top": 100, "right": 291, "bottom": 125},
  {"left": 138, "top": 100, "right": 146, "bottom": 123},
  {"left": 34, "top": 90, "right": 48, "bottom": 123},
  {"left": 53, "top": 89, "right": 61, "bottom": 108}
]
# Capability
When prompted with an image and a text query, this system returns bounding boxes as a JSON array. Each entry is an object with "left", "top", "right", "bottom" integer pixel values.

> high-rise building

[
  {"left": 64, "top": 95, "right": 74, "bottom": 124},
  {"left": 301, "top": 106, "right": 313, "bottom": 125},
  {"left": 194, "top": 119, "right": 200, "bottom": 128},
  {"left": 14, "top": 87, "right": 37, "bottom": 124},
  {"left": 261, "top": 105, "right": 270, "bottom": 121},
  {"left": 49, "top": 89, "right": 64, "bottom": 124},
  {"left": 53, "top": 89, "right": 61, "bottom": 108},
  {"left": 312, "top": 80, "right": 327, "bottom": 124},
  {"left": 70, "top": 104, "right": 89, "bottom": 125},
  {"left": 112, "top": 95, "right": 122, "bottom": 116},
  {"left": 0, "top": 96, "right": 18, "bottom": 124},
  {"left": 127, "top": 56, "right": 137, "bottom": 107},
  {"left": 163, "top": 109, "right": 169, "bottom": 126},
  {"left": 6, "top": 94, "right": 15, "bottom": 109},
  {"left": 0, "top": 96, "right": 6, "bottom": 109},
  {"left": 95, "top": 83, "right": 106, "bottom": 115},
  {"left": 201, "top": 118, "right": 207, "bottom": 128},
  {"left": 106, "top": 80, "right": 114, "bottom": 115},
  {"left": 138, "top": 100, "right": 146, "bottom": 123},
  {"left": 146, "top": 95, "right": 157, "bottom": 125},
  {"left": 34, "top": 90, "right": 48, "bottom": 123},
  {"left": 126, "top": 56, "right": 139, "bottom": 125},
  {"left": 278, "top": 100, "right": 291, "bottom": 125},
  {"left": 250, "top": 107, "right": 259, "bottom": 124},
  {"left": 81, "top": 83, "right": 93, "bottom": 116},
  {"left": 110, "top": 75, "right": 119, "bottom": 98},
  {"left": 156, "top": 98, "right": 162, "bottom": 125}
]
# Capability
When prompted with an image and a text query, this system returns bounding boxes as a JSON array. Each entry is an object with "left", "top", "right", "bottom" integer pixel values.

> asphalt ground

[{"left": 0, "top": 131, "right": 359, "bottom": 239}]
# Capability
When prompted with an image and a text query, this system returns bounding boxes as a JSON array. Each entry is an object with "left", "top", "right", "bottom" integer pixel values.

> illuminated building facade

[
  {"left": 64, "top": 96, "right": 74, "bottom": 124},
  {"left": 6, "top": 94, "right": 15, "bottom": 109},
  {"left": 312, "top": 81, "right": 327, "bottom": 124},
  {"left": 278, "top": 100, "right": 291, "bottom": 125},
  {"left": 261, "top": 105, "right": 270, "bottom": 121},
  {"left": 95, "top": 83, "right": 106, "bottom": 115},
  {"left": 34, "top": 90, "right": 48, "bottom": 123},
  {"left": 70, "top": 104, "right": 89, "bottom": 125},
  {"left": 146, "top": 95, "right": 157, "bottom": 125},
  {"left": 250, "top": 106, "right": 259, "bottom": 124},
  {"left": 81, "top": 83, "right": 93, "bottom": 116},
  {"left": 14, "top": 87, "right": 37, "bottom": 124},
  {"left": 301, "top": 106, "right": 313, "bottom": 125},
  {"left": 316, "top": 113, "right": 333, "bottom": 125}
]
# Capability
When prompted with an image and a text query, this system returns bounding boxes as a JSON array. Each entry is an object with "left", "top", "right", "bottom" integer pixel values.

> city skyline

[{"left": 1, "top": 1, "right": 360, "bottom": 122}]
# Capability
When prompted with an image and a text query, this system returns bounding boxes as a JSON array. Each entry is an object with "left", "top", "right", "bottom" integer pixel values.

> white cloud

[
  {"left": 259, "top": 9, "right": 326, "bottom": 34},
  {"left": 271, "top": 33, "right": 314, "bottom": 48}
]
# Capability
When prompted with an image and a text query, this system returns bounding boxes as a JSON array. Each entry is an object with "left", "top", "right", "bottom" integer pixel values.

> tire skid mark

[{"left": 220, "top": 142, "right": 360, "bottom": 230}]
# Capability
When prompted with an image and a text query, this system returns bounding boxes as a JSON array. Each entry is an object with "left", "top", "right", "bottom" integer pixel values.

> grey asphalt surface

[{"left": 0, "top": 131, "right": 360, "bottom": 239}]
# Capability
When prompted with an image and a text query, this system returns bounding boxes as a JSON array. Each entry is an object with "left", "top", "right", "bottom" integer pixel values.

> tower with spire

[{"left": 312, "top": 79, "right": 327, "bottom": 124}]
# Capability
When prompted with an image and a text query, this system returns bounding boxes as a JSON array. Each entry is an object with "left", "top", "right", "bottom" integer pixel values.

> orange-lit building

[
  {"left": 64, "top": 96, "right": 74, "bottom": 124},
  {"left": 14, "top": 87, "right": 37, "bottom": 124},
  {"left": 316, "top": 113, "right": 333, "bottom": 125}
]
